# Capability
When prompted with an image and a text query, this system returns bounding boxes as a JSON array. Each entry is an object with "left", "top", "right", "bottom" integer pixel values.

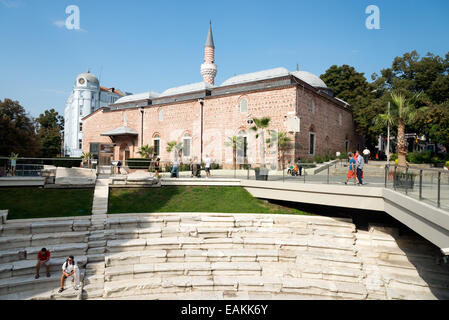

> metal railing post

[
  {"left": 282, "top": 164, "right": 285, "bottom": 183},
  {"left": 438, "top": 172, "right": 441, "bottom": 208},
  {"left": 384, "top": 165, "right": 388, "bottom": 188},
  {"left": 327, "top": 165, "right": 329, "bottom": 184},
  {"left": 393, "top": 166, "right": 397, "bottom": 191},
  {"left": 419, "top": 170, "right": 423, "bottom": 200},
  {"left": 405, "top": 167, "right": 409, "bottom": 195}
]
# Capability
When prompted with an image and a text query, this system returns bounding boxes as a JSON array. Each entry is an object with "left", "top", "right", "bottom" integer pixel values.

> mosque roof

[
  {"left": 114, "top": 92, "right": 160, "bottom": 104},
  {"left": 100, "top": 126, "right": 138, "bottom": 136},
  {"left": 221, "top": 67, "right": 329, "bottom": 89},
  {"left": 160, "top": 82, "right": 213, "bottom": 97}
]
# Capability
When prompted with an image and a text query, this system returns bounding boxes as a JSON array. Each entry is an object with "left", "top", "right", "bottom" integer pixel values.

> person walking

[
  {"left": 204, "top": 154, "right": 212, "bottom": 178},
  {"left": 154, "top": 158, "right": 160, "bottom": 176},
  {"left": 344, "top": 153, "right": 357, "bottom": 185},
  {"left": 35, "top": 248, "right": 51, "bottom": 279},
  {"left": 117, "top": 160, "right": 122, "bottom": 174},
  {"left": 296, "top": 157, "right": 302, "bottom": 176},
  {"left": 356, "top": 150, "right": 365, "bottom": 185},
  {"left": 58, "top": 256, "right": 80, "bottom": 292},
  {"left": 171, "top": 160, "right": 179, "bottom": 178},
  {"left": 363, "top": 147, "right": 370, "bottom": 164}
]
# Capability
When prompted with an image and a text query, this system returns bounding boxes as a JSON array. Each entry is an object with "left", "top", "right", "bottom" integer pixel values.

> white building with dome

[{"left": 63, "top": 71, "right": 129, "bottom": 157}]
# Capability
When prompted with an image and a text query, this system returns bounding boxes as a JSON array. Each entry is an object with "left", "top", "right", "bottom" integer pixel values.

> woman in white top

[
  {"left": 59, "top": 255, "right": 80, "bottom": 292},
  {"left": 204, "top": 155, "right": 212, "bottom": 178}
]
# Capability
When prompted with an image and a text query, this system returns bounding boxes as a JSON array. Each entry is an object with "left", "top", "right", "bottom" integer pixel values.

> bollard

[
  {"left": 438, "top": 172, "right": 441, "bottom": 208},
  {"left": 419, "top": 170, "right": 423, "bottom": 200}
]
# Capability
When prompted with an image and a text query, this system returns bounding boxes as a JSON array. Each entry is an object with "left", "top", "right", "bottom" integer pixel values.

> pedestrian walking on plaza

[
  {"left": 204, "top": 154, "right": 212, "bottom": 178},
  {"left": 344, "top": 153, "right": 357, "bottom": 185},
  {"left": 117, "top": 160, "right": 122, "bottom": 174},
  {"left": 171, "top": 160, "right": 179, "bottom": 178},
  {"left": 363, "top": 147, "right": 371, "bottom": 164},
  {"left": 59, "top": 255, "right": 80, "bottom": 292},
  {"left": 356, "top": 150, "right": 365, "bottom": 185},
  {"left": 296, "top": 157, "right": 302, "bottom": 176},
  {"left": 35, "top": 248, "right": 51, "bottom": 279},
  {"left": 154, "top": 158, "right": 160, "bottom": 176}
]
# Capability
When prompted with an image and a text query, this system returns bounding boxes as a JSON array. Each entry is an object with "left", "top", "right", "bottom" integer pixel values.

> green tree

[
  {"left": 0, "top": 99, "right": 40, "bottom": 157},
  {"left": 225, "top": 135, "right": 247, "bottom": 170},
  {"left": 166, "top": 141, "right": 183, "bottom": 161},
  {"left": 36, "top": 108, "right": 64, "bottom": 157},
  {"left": 376, "top": 92, "right": 428, "bottom": 166},
  {"left": 266, "top": 131, "right": 293, "bottom": 169},
  {"left": 137, "top": 145, "right": 154, "bottom": 159},
  {"left": 250, "top": 117, "right": 271, "bottom": 166}
]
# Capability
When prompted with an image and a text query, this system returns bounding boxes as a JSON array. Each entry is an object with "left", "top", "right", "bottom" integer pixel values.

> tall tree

[
  {"left": 36, "top": 108, "right": 64, "bottom": 158},
  {"left": 250, "top": 117, "right": 271, "bottom": 166},
  {"left": 0, "top": 99, "right": 40, "bottom": 157},
  {"left": 376, "top": 92, "right": 427, "bottom": 166}
]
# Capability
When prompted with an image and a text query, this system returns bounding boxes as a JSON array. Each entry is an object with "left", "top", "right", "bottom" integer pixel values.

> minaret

[{"left": 201, "top": 21, "right": 217, "bottom": 85}]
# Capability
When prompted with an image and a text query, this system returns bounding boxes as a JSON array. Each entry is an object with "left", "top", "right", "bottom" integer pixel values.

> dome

[
  {"left": 290, "top": 71, "right": 327, "bottom": 88},
  {"left": 76, "top": 71, "right": 99, "bottom": 87},
  {"left": 160, "top": 82, "right": 213, "bottom": 97},
  {"left": 221, "top": 67, "right": 290, "bottom": 86}
]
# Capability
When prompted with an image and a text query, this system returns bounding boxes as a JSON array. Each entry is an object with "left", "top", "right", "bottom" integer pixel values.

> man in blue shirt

[{"left": 356, "top": 150, "right": 364, "bottom": 185}]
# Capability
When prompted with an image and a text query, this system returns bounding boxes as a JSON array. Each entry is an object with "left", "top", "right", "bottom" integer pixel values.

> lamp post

[{"left": 386, "top": 101, "right": 390, "bottom": 163}]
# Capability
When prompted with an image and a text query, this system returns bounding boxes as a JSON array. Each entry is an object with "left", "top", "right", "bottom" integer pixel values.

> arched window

[
  {"left": 237, "top": 130, "right": 248, "bottom": 162},
  {"left": 309, "top": 126, "right": 316, "bottom": 156},
  {"left": 240, "top": 98, "right": 248, "bottom": 113},
  {"left": 182, "top": 133, "right": 191, "bottom": 158},
  {"left": 159, "top": 109, "right": 164, "bottom": 122},
  {"left": 153, "top": 134, "right": 160, "bottom": 156}
]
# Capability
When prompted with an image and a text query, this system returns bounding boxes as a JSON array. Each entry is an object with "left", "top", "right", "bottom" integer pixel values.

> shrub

[
  {"left": 126, "top": 158, "right": 151, "bottom": 169},
  {"left": 212, "top": 163, "right": 220, "bottom": 170},
  {"left": 445, "top": 161, "right": 449, "bottom": 168},
  {"left": 390, "top": 154, "right": 398, "bottom": 161}
]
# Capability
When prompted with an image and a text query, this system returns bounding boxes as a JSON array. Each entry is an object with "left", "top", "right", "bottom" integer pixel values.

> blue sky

[{"left": 1, "top": 0, "right": 449, "bottom": 117}]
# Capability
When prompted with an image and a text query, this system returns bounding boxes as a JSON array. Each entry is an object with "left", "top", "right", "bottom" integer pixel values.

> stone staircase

[
  {"left": 1, "top": 212, "right": 448, "bottom": 300},
  {"left": 0, "top": 217, "right": 91, "bottom": 300}
]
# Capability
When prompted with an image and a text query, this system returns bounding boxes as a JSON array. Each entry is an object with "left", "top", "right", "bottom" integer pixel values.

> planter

[
  {"left": 255, "top": 168, "right": 269, "bottom": 181},
  {"left": 394, "top": 172, "right": 416, "bottom": 189}
]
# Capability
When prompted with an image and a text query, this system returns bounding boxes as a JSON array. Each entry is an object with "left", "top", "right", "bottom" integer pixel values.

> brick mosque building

[{"left": 82, "top": 22, "right": 361, "bottom": 168}]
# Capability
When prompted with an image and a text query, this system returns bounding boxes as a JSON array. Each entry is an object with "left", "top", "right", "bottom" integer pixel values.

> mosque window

[
  {"left": 159, "top": 109, "right": 164, "bottom": 122},
  {"left": 309, "top": 131, "right": 315, "bottom": 155},
  {"left": 240, "top": 98, "right": 248, "bottom": 113},
  {"left": 183, "top": 133, "right": 191, "bottom": 158},
  {"left": 153, "top": 138, "right": 160, "bottom": 156}
]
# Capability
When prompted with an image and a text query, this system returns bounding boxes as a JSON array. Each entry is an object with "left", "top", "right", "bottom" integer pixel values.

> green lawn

[
  {"left": 0, "top": 188, "right": 93, "bottom": 219},
  {"left": 108, "top": 186, "right": 312, "bottom": 215}
]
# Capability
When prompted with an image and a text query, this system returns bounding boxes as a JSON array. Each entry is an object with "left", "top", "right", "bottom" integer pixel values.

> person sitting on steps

[
  {"left": 59, "top": 255, "right": 80, "bottom": 293},
  {"left": 35, "top": 248, "right": 51, "bottom": 279}
]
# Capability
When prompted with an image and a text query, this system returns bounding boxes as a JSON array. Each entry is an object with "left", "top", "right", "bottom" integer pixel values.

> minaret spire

[{"left": 201, "top": 21, "right": 217, "bottom": 85}]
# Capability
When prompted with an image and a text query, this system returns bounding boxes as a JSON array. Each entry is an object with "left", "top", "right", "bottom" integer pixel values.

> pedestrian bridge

[{"left": 163, "top": 178, "right": 449, "bottom": 256}]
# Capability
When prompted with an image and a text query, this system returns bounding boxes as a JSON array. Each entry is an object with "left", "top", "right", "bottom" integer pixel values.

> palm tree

[
  {"left": 376, "top": 91, "right": 427, "bottom": 167},
  {"left": 225, "top": 135, "right": 248, "bottom": 170},
  {"left": 266, "top": 131, "right": 293, "bottom": 169},
  {"left": 166, "top": 141, "right": 183, "bottom": 161},
  {"left": 137, "top": 145, "right": 154, "bottom": 159},
  {"left": 250, "top": 117, "right": 271, "bottom": 166},
  {"left": 81, "top": 152, "right": 91, "bottom": 167}
]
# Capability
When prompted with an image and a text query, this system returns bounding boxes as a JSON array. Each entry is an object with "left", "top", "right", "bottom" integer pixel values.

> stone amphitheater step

[
  {"left": 104, "top": 262, "right": 262, "bottom": 282},
  {"left": 0, "top": 256, "right": 87, "bottom": 279},
  {"left": 0, "top": 231, "right": 89, "bottom": 251},
  {"left": 101, "top": 275, "right": 368, "bottom": 299},
  {"left": 0, "top": 219, "right": 91, "bottom": 236},
  {"left": 0, "top": 243, "right": 88, "bottom": 264},
  {"left": 0, "top": 270, "right": 85, "bottom": 297}
]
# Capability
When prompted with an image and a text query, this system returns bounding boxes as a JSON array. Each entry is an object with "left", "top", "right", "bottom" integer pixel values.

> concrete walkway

[{"left": 92, "top": 178, "right": 109, "bottom": 215}]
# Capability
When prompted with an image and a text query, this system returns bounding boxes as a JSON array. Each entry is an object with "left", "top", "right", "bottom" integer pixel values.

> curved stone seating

[
  {"left": 0, "top": 217, "right": 91, "bottom": 300},
  {"left": 1, "top": 212, "right": 448, "bottom": 300}
]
